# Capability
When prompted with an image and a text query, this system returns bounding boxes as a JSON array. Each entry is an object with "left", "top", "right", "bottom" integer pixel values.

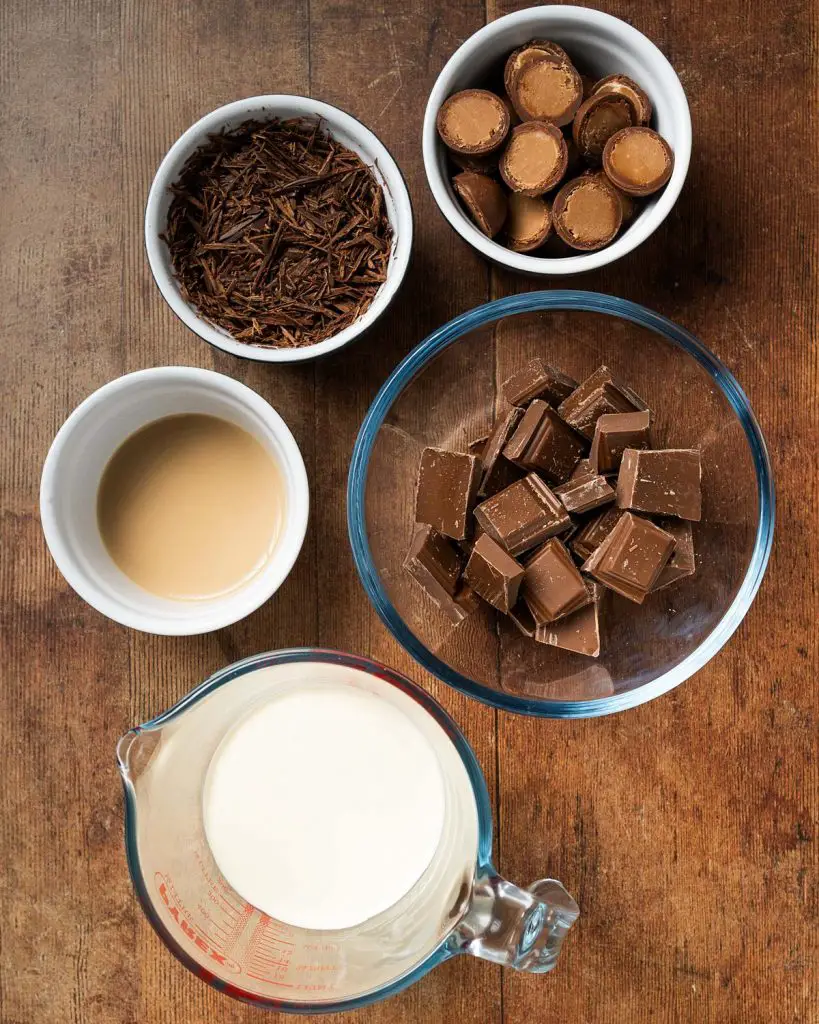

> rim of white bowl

[
  {"left": 422, "top": 5, "right": 692, "bottom": 275},
  {"left": 145, "top": 96, "right": 413, "bottom": 363},
  {"left": 40, "top": 367, "right": 310, "bottom": 635}
]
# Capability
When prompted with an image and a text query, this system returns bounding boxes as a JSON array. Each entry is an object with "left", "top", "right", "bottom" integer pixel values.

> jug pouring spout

[
  {"left": 448, "top": 867, "right": 579, "bottom": 973},
  {"left": 117, "top": 727, "right": 163, "bottom": 783}
]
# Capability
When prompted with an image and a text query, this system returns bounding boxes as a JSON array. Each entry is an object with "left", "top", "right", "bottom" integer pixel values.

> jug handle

[{"left": 446, "top": 867, "right": 578, "bottom": 973}]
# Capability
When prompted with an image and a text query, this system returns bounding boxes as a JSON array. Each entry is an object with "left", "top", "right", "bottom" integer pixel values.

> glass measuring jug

[{"left": 117, "top": 649, "right": 578, "bottom": 1012}]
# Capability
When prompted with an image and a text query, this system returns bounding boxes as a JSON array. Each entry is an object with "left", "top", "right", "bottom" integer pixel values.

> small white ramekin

[
  {"left": 40, "top": 367, "right": 309, "bottom": 635},
  {"left": 145, "top": 96, "right": 413, "bottom": 363},
  {"left": 423, "top": 6, "right": 692, "bottom": 275}
]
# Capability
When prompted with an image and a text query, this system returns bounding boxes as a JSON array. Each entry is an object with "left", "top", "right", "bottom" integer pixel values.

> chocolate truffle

[
  {"left": 510, "top": 56, "right": 583, "bottom": 127},
  {"left": 499, "top": 121, "right": 568, "bottom": 196},
  {"left": 552, "top": 175, "right": 622, "bottom": 250},
  {"left": 572, "top": 92, "right": 634, "bottom": 164},
  {"left": 504, "top": 193, "right": 553, "bottom": 252},
  {"left": 593, "top": 74, "right": 652, "bottom": 125},
  {"left": 504, "top": 39, "right": 572, "bottom": 97},
  {"left": 603, "top": 127, "right": 674, "bottom": 197},
  {"left": 452, "top": 171, "right": 508, "bottom": 237},
  {"left": 436, "top": 89, "right": 511, "bottom": 155}
]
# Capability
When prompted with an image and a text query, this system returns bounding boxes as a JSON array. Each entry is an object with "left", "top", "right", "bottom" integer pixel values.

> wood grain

[{"left": 0, "top": 1, "right": 816, "bottom": 1022}]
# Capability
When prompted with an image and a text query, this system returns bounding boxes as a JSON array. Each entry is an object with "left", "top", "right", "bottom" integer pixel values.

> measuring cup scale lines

[{"left": 118, "top": 649, "right": 579, "bottom": 1011}]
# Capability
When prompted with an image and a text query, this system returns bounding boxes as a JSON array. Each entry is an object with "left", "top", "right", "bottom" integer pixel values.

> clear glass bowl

[{"left": 347, "top": 292, "right": 774, "bottom": 718}]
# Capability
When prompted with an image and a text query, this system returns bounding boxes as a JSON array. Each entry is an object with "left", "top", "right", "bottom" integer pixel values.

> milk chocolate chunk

[
  {"left": 511, "top": 57, "right": 584, "bottom": 127},
  {"left": 590, "top": 409, "right": 652, "bottom": 473},
  {"left": 523, "top": 537, "right": 591, "bottom": 624},
  {"left": 503, "top": 399, "right": 587, "bottom": 483},
  {"left": 478, "top": 408, "right": 524, "bottom": 496},
  {"left": 536, "top": 580, "right": 604, "bottom": 657},
  {"left": 464, "top": 533, "right": 525, "bottom": 614},
  {"left": 403, "top": 525, "right": 476, "bottom": 624},
  {"left": 452, "top": 171, "right": 508, "bottom": 238},
  {"left": 415, "top": 447, "right": 480, "bottom": 540},
  {"left": 616, "top": 448, "right": 702, "bottom": 521},
  {"left": 504, "top": 39, "right": 572, "bottom": 98},
  {"left": 558, "top": 365, "right": 648, "bottom": 439},
  {"left": 500, "top": 121, "right": 568, "bottom": 196},
  {"left": 570, "top": 506, "right": 626, "bottom": 562},
  {"left": 603, "top": 126, "right": 674, "bottom": 197},
  {"left": 592, "top": 74, "right": 652, "bottom": 125},
  {"left": 572, "top": 93, "right": 634, "bottom": 164},
  {"left": 436, "top": 89, "right": 511, "bottom": 155},
  {"left": 554, "top": 472, "right": 615, "bottom": 515},
  {"left": 552, "top": 175, "right": 622, "bottom": 251},
  {"left": 505, "top": 193, "right": 553, "bottom": 252},
  {"left": 501, "top": 358, "right": 577, "bottom": 408},
  {"left": 650, "top": 519, "right": 695, "bottom": 592},
  {"left": 474, "top": 473, "right": 571, "bottom": 557},
  {"left": 582, "top": 511, "right": 675, "bottom": 603}
]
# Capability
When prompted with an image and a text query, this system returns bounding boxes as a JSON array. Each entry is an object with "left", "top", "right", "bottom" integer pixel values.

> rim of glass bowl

[{"left": 347, "top": 291, "right": 775, "bottom": 719}]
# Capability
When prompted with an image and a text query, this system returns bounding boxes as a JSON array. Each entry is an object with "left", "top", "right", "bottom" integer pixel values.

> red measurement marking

[{"left": 155, "top": 873, "right": 241, "bottom": 974}]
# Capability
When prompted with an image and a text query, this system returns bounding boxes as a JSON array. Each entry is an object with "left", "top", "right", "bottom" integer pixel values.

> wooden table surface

[{"left": 1, "top": 1, "right": 816, "bottom": 1021}]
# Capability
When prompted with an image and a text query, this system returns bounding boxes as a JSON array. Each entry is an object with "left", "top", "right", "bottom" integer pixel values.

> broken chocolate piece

[
  {"left": 590, "top": 408, "right": 652, "bottom": 473},
  {"left": 452, "top": 171, "right": 508, "bottom": 238},
  {"left": 570, "top": 506, "right": 627, "bottom": 562},
  {"left": 558, "top": 365, "right": 648, "bottom": 439},
  {"left": 501, "top": 358, "right": 577, "bottom": 408},
  {"left": 536, "top": 580, "right": 605, "bottom": 657},
  {"left": 503, "top": 399, "right": 587, "bottom": 482},
  {"left": 504, "top": 193, "right": 553, "bottom": 252},
  {"left": 616, "top": 448, "right": 702, "bottom": 521},
  {"left": 570, "top": 458, "right": 595, "bottom": 481},
  {"left": 499, "top": 121, "right": 568, "bottom": 196},
  {"left": 551, "top": 175, "right": 622, "bottom": 251},
  {"left": 478, "top": 408, "right": 524, "bottom": 496},
  {"left": 603, "top": 126, "right": 674, "bottom": 197},
  {"left": 554, "top": 473, "right": 615, "bottom": 514},
  {"left": 510, "top": 56, "right": 583, "bottom": 126},
  {"left": 651, "top": 519, "right": 696, "bottom": 591},
  {"left": 464, "top": 533, "right": 525, "bottom": 614},
  {"left": 436, "top": 89, "right": 511, "bottom": 155},
  {"left": 582, "top": 511, "right": 675, "bottom": 603},
  {"left": 403, "top": 525, "right": 476, "bottom": 624},
  {"left": 415, "top": 447, "right": 480, "bottom": 540},
  {"left": 523, "top": 537, "right": 591, "bottom": 624},
  {"left": 592, "top": 74, "right": 652, "bottom": 125},
  {"left": 572, "top": 92, "right": 634, "bottom": 164},
  {"left": 474, "top": 473, "right": 571, "bottom": 557}
]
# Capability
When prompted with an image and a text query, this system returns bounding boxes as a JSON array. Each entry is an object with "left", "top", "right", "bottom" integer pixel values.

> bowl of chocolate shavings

[{"left": 146, "top": 96, "right": 413, "bottom": 362}]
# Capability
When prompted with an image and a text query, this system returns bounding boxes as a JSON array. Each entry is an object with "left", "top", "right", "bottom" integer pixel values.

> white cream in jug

[{"left": 203, "top": 682, "right": 446, "bottom": 931}]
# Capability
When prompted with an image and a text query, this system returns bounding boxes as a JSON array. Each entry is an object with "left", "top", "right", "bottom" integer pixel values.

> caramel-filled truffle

[
  {"left": 552, "top": 175, "right": 622, "bottom": 250},
  {"left": 572, "top": 92, "right": 634, "bottom": 163},
  {"left": 437, "top": 89, "right": 511, "bottom": 155},
  {"left": 452, "top": 171, "right": 508, "bottom": 237},
  {"left": 510, "top": 56, "right": 583, "bottom": 127},
  {"left": 504, "top": 38, "right": 571, "bottom": 96},
  {"left": 603, "top": 127, "right": 674, "bottom": 196},
  {"left": 500, "top": 121, "right": 567, "bottom": 196},
  {"left": 505, "top": 193, "right": 552, "bottom": 252},
  {"left": 593, "top": 74, "right": 652, "bottom": 125}
]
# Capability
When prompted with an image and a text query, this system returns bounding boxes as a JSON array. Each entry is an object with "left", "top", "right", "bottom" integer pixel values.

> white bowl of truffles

[{"left": 422, "top": 6, "right": 691, "bottom": 274}]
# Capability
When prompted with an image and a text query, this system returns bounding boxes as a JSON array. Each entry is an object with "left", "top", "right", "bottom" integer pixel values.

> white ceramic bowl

[
  {"left": 422, "top": 6, "right": 691, "bottom": 275},
  {"left": 146, "top": 96, "right": 413, "bottom": 362},
  {"left": 40, "top": 367, "right": 309, "bottom": 635}
]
